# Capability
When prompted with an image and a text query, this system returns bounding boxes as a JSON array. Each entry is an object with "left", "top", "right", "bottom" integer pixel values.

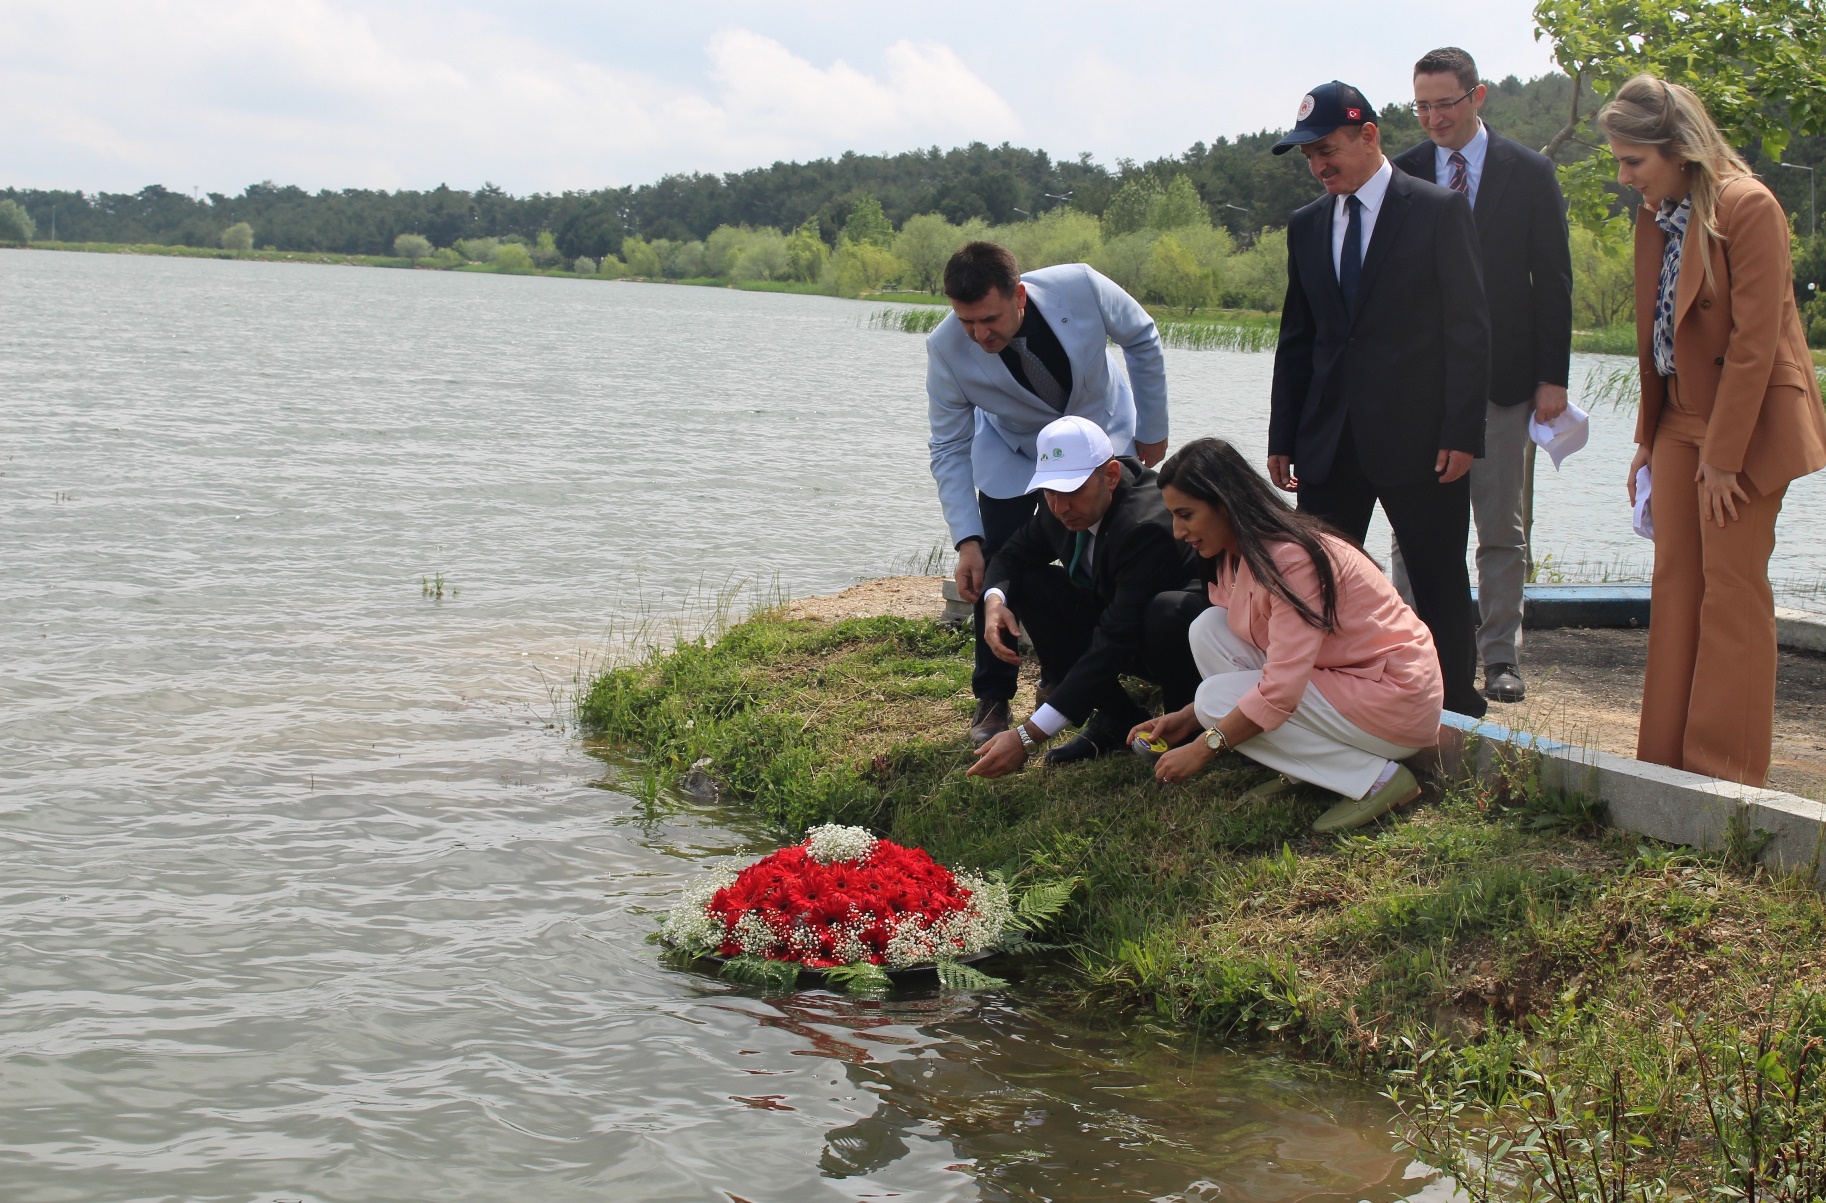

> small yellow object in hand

[{"left": 1131, "top": 731, "right": 1169, "bottom": 761}]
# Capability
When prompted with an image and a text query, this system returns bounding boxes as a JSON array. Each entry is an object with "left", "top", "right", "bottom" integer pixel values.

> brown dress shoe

[{"left": 969, "top": 699, "right": 1012, "bottom": 748}]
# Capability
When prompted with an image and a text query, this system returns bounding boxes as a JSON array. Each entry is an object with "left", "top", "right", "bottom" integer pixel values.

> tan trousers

[{"left": 1639, "top": 402, "right": 1787, "bottom": 785}]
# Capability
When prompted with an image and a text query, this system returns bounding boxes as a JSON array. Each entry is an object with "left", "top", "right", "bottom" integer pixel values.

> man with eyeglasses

[{"left": 1391, "top": 46, "right": 1574, "bottom": 705}]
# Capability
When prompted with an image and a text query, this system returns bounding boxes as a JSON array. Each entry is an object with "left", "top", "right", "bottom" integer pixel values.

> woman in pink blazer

[{"left": 1130, "top": 439, "right": 1444, "bottom": 832}]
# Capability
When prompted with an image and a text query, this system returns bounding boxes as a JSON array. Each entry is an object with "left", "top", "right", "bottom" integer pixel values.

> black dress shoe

[
  {"left": 1042, "top": 715, "right": 1133, "bottom": 766},
  {"left": 1483, "top": 663, "right": 1526, "bottom": 703},
  {"left": 969, "top": 699, "right": 1012, "bottom": 748}
]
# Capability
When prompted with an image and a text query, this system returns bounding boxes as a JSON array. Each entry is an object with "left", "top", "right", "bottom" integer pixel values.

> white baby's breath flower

[
  {"left": 659, "top": 864, "right": 739, "bottom": 953},
  {"left": 803, "top": 824, "right": 878, "bottom": 865}
]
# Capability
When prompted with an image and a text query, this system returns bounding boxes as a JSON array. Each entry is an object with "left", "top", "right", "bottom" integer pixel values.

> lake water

[{"left": 0, "top": 249, "right": 1815, "bottom": 1202}]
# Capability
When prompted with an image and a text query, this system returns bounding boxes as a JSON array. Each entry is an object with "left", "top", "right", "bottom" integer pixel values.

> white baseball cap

[{"left": 1026, "top": 415, "right": 1114, "bottom": 493}]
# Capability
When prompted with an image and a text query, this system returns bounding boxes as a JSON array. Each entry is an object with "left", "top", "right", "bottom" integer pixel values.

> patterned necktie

[
  {"left": 1067, "top": 530, "right": 1093, "bottom": 589},
  {"left": 1447, "top": 150, "right": 1470, "bottom": 197},
  {"left": 1009, "top": 336, "right": 1068, "bottom": 410},
  {"left": 1338, "top": 194, "right": 1363, "bottom": 310}
]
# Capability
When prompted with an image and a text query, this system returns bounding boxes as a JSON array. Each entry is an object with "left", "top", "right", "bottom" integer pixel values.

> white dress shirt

[
  {"left": 1331, "top": 156, "right": 1394, "bottom": 281},
  {"left": 985, "top": 518, "right": 1102, "bottom": 738},
  {"left": 1433, "top": 120, "right": 1489, "bottom": 206}
]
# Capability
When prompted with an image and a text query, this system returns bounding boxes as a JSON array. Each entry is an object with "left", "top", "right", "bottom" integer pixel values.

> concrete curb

[
  {"left": 1778, "top": 607, "right": 1826, "bottom": 655},
  {"left": 1465, "top": 585, "right": 1826, "bottom": 651},
  {"left": 1435, "top": 712, "right": 1826, "bottom": 885}
]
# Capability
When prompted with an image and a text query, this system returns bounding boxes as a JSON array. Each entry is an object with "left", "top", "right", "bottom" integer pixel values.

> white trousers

[{"left": 1189, "top": 607, "right": 1421, "bottom": 800}]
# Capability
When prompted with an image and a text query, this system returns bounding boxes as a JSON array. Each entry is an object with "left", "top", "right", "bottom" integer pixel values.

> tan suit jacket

[{"left": 1632, "top": 176, "right": 1826, "bottom": 492}]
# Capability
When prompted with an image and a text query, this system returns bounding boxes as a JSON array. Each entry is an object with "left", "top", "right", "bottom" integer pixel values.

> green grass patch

[
  {"left": 1572, "top": 324, "right": 1637, "bottom": 356},
  {"left": 582, "top": 610, "right": 1826, "bottom": 1193},
  {"left": 31, "top": 240, "right": 415, "bottom": 268},
  {"left": 29, "top": 240, "right": 623, "bottom": 279},
  {"left": 866, "top": 306, "right": 947, "bottom": 334},
  {"left": 866, "top": 290, "right": 950, "bottom": 306},
  {"left": 863, "top": 301, "right": 1283, "bottom": 350}
]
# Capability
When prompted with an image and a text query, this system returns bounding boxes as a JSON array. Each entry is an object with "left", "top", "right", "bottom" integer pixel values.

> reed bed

[{"left": 1155, "top": 320, "right": 1278, "bottom": 352}]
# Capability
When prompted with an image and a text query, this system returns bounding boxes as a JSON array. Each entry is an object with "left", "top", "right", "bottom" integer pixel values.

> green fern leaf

[
  {"left": 1014, "top": 877, "right": 1079, "bottom": 930},
  {"left": 719, "top": 955, "right": 800, "bottom": 991},
  {"left": 821, "top": 961, "right": 893, "bottom": 995},
  {"left": 936, "top": 959, "right": 1008, "bottom": 991}
]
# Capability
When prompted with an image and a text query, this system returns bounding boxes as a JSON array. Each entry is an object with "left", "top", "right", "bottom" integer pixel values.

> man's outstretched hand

[{"left": 967, "top": 728, "right": 1030, "bottom": 778}]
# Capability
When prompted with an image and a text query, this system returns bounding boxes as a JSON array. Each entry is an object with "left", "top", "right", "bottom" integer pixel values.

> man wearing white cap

[
  {"left": 967, "top": 416, "right": 1203, "bottom": 778},
  {"left": 928, "top": 241, "right": 1168, "bottom": 749}
]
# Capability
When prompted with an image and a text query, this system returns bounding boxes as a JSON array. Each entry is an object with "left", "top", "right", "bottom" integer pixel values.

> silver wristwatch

[{"left": 1017, "top": 722, "right": 1039, "bottom": 753}]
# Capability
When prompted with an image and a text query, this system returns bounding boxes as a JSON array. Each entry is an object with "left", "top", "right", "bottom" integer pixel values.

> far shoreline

[{"left": 8, "top": 240, "right": 1676, "bottom": 362}]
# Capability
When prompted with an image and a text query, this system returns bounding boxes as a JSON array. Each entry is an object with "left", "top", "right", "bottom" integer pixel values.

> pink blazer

[{"left": 1208, "top": 536, "right": 1444, "bottom": 748}]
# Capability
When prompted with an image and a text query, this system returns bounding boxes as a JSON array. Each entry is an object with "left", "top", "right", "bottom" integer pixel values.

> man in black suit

[
  {"left": 1266, "top": 80, "right": 1491, "bottom": 718},
  {"left": 1391, "top": 47, "right": 1573, "bottom": 705},
  {"left": 968, "top": 416, "right": 1204, "bottom": 777}
]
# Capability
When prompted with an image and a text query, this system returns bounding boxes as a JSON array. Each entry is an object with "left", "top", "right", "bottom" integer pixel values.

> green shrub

[
  {"left": 393, "top": 233, "right": 433, "bottom": 261},
  {"left": 454, "top": 237, "right": 499, "bottom": 263},
  {"left": 0, "top": 199, "right": 36, "bottom": 244},
  {"left": 493, "top": 243, "right": 534, "bottom": 273},
  {"left": 220, "top": 222, "right": 254, "bottom": 252}
]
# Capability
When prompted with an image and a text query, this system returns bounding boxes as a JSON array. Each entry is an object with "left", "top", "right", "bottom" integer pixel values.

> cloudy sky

[{"left": 4, "top": 0, "right": 1559, "bottom": 196}]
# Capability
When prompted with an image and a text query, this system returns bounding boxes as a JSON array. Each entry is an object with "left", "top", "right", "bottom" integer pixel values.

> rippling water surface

[{"left": 4, "top": 249, "right": 1810, "bottom": 1202}]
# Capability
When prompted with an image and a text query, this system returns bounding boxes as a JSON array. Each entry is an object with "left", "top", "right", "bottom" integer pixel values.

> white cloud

[
  {"left": 0, "top": 1, "right": 1022, "bottom": 192},
  {"left": 0, "top": 0, "right": 1562, "bottom": 193},
  {"left": 706, "top": 29, "right": 1021, "bottom": 151}
]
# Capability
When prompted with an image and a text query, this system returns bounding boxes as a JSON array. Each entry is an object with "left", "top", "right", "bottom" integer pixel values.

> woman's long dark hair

[{"left": 1156, "top": 437, "right": 1345, "bottom": 632}]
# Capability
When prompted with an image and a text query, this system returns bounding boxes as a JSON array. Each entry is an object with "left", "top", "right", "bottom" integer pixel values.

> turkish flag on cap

[{"left": 1346, "top": 107, "right": 1362, "bottom": 119}]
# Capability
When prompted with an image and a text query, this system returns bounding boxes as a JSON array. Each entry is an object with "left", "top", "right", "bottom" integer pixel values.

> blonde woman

[{"left": 1601, "top": 75, "right": 1826, "bottom": 785}]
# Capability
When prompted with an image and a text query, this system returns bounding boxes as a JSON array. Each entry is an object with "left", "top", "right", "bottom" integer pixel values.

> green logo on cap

[{"left": 1052, "top": 447, "right": 1063, "bottom": 458}]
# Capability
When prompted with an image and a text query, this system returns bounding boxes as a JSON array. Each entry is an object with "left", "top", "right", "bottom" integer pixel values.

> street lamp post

[{"left": 1780, "top": 162, "right": 1817, "bottom": 239}]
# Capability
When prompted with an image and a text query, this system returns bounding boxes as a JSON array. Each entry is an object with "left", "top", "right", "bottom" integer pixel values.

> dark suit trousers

[
  {"left": 1006, "top": 566, "right": 1207, "bottom": 722},
  {"left": 972, "top": 491, "right": 1040, "bottom": 700},
  {"left": 1298, "top": 435, "right": 1488, "bottom": 718}
]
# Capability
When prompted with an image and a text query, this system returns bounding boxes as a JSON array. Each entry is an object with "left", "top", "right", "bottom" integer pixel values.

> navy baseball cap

[{"left": 1271, "top": 81, "right": 1376, "bottom": 154}]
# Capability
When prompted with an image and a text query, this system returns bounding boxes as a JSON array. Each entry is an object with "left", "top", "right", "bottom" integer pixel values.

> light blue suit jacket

[{"left": 925, "top": 263, "right": 1167, "bottom": 545}]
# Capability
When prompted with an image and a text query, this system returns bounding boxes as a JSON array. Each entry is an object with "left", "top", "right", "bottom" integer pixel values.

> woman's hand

[
  {"left": 1129, "top": 705, "right": 1198, "bottom": 748},
  {"left": 1627, "top": 444, "right": 1651, "bottom": 506},
  {"left": 1154, "top": 739, "right": 1215, "bottom": 783},
  {"left": 1696, "top": 461, "right": 1749, "bottom": 527}
]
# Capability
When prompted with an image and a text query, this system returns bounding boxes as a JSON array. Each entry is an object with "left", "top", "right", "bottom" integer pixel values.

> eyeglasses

[{"left": 1413, "top": 86, "right": 1478, "bottom": 116}]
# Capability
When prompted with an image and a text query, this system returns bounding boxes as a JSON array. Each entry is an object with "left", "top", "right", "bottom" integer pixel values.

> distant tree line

[
  {"left": 3, "top": 69, "right": 1822, "bottom": 340},
  {"left": 0, "top": 74, "right": 1625, "bottom": 260}
]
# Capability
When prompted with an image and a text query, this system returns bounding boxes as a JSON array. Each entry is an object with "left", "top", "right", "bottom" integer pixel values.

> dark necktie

[
  {"left": 1067, "top": 530, "right": 1093, "bottom": 589},
  {"left": 1338, "top": 194, "right": 1363, "bottom": 311},
  {"left": 1009, "top": 335, "right": 1068, "bottom": 410},
  {"left": 1448, "top": 150, "right": 1470, "bottom": 198}
]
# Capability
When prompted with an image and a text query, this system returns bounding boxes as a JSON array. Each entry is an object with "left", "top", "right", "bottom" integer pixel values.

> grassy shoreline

[
  {"left": 22, "top": 241, "right": 1825, "bottom": 371},
  {"left": 581, "top": 609, "right": 1826, "bottom": 1197}
]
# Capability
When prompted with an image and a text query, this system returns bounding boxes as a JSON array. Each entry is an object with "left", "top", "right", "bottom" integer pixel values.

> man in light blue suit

[{"left": 926, "top": 241, "right": 1169, "bottom": 746}]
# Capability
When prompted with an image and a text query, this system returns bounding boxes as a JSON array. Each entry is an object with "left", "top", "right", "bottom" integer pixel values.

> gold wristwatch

[{"left": 1203, "top": 727, "right": 1230, "bottom": 754}]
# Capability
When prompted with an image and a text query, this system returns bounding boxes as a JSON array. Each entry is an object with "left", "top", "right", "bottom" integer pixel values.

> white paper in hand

[
  {"left": 1528, "top": 402, "right": 1591, "bottom": 470},
  {"left": 1632, "top": 465, "right": 1654, "bottom": 541}
]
